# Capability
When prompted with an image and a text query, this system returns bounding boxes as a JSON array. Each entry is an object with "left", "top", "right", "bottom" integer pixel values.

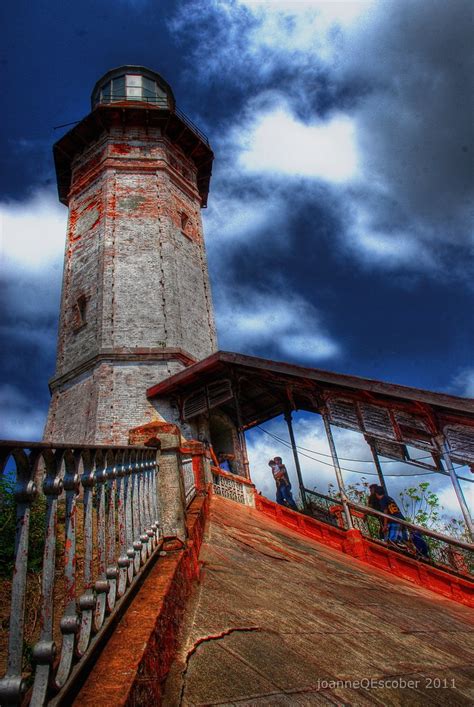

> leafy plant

[
  {"left": 398, "top": 481, "right": 441, "bottom": 528},
  {"left": 0, "top": 474, "right": 47, "bottom": 577}
]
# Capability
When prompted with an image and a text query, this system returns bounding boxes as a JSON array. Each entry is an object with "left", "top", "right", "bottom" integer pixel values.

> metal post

[
  {"left": 284, "top": 409, "right": 307, "bottom": 509},
  {"left": 368, "top": 442, "right": 387, "bottom": 494},
  {"left": 232, "top": 379, "right": 250, "bottom": 478},
  {"left": 436, "top": 435, "right": 474, "bottom": 540},
  {"left": 322, "top": 412, "right": 353, "bottom": 529}
]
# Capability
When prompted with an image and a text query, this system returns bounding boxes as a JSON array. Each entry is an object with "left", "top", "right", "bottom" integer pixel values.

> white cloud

[
  {"left": 450, "top": 368, "right": 474, "bottom": 399},
  {"left": 279, "top": 333, "right": 338, "bottom": 360},
  {"left": 345, "top": 202, "right": 437, "bottom": 270},
  {"left": 437, "top": 482, "right": 473, "bottom": 520},
  {"left": 240, "top": 0, "right": 373, "bottom": 22},
  {"left": 237, "top": 105, "right": 358, "bottom": 183},
  {"left": 172, "top": 0, "right": 375, "bottom": 77},
  {"left": 0, "top": 189, "right": 65, "bottom": 321},
  {"left": 1, "top": 189, "right": 67, "bottom": 271},
  {"left": 203, "top": 190, "right": 287, "bottom": 245},
  {"left": 0, "top": 385, "right": 46, "bottom": 441},
  {"left": 215, "top": 289, "right": 340, "bottom": 363}
]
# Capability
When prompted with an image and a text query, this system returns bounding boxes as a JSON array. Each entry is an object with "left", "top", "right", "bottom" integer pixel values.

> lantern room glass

[{"left": 95, "top": 73, "right": 168, "bottom": 107}]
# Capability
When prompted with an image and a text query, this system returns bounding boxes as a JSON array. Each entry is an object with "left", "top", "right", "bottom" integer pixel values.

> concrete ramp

[{"left": 164, "top": 495, "right": 474, "bottom": 706}]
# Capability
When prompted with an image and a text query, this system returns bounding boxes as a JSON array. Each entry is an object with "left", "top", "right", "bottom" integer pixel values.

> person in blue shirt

[{"left": 218, "top": 452, "right": 232, "bottom": 473}]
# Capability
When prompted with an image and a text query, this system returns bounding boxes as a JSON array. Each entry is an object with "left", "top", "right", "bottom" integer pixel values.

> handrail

[
  {"left": 211, "top": 466, "right": 255, "bottom": 506},
  {"left": 304, "top": 487, "right": 472, "bottom": 551},
  {"left": 347, "top": 499, "right": 474, "bottom": 552},
  {"left": 0, "top": 442, "right": 162, "bottom": 706},
  {"left": 304, "top": 488, "right": 336, "bottom": 504},
  {"left": 303, "top": 487, "right": 473, "bottom": 577},
  {"left": 211, "top": 465, "right": 254, "bottom": 487}
]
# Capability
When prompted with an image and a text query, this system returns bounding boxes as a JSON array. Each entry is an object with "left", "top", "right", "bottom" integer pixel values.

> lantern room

[{"left": 91, "top": 65, "right": 175, "bottom": 110}]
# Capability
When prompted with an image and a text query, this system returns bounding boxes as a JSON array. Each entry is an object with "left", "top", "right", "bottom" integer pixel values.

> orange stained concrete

[{"left": 164, "top": 495, "right": 474, "bottom": 706}]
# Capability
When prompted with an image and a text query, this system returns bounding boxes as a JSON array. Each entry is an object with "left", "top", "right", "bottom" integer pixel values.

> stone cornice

[{"left": 49, "top": 348, "right": 197, "bottom": 392}]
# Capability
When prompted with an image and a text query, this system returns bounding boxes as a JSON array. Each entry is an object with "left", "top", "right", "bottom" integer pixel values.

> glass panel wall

[{"left": 95, "top": 72, "right": 169, "bottom": 107}]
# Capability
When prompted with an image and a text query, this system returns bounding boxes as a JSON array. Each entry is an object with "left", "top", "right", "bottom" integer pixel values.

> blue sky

[{"left": 0, "top": 0, "right": 473, "bottom": 518}]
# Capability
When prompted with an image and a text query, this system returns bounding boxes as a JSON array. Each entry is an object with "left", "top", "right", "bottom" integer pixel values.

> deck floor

[{"left": 163, "top": 495, "right": 474, "bottom": 706}]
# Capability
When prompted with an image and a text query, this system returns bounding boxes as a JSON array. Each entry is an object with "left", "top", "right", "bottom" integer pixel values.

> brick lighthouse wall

[{"left": 44, "top": 125, "right": 217, "bottom": 444}]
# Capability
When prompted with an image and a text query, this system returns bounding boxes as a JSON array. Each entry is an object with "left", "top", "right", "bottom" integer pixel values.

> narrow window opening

[
  {"left": 73, "top": 294, "right": 88, "bottom": 330},
  {"left": 181, "top": 212, "right": 189, "bottom": 232}
]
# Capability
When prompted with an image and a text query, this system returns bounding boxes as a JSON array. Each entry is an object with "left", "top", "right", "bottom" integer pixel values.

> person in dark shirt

[
  {"left": 367, "top": 483, "right": 384, "bottom": 539},
  {"left": 375, "top": 487, "right": 408, "bottom": 545}
]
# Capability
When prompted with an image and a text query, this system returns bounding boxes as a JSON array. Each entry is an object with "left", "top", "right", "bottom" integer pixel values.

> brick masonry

[{"left": 44, "top": 119, "right": 217, "bottom": 444}]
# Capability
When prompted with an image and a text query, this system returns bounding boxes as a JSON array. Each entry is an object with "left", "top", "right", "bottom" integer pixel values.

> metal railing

[
  {"left": 304, "top": 489, "right": 474, "bottom": 578},
  {"left": 0, "top": 442, "right": 162, "bottom": 706},
  {"left": 211, "top": 467, "right": 253, "bottom": 505},
  {"left": 94, "top": 94, "right": 170, "bottom": 109},
  {"left": 181, "top": 458, "right": 196, "bottom": 507},
  {"left": 174, "top": 106, "right": 210, "bottom": 146},
  {"left": 93, "top": 94, "right": 210, "bottom": 147}
]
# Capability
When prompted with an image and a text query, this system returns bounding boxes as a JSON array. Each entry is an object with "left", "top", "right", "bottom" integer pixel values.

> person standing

[{"left": 269, "top": 457, "right": 298, "bottom": 511}]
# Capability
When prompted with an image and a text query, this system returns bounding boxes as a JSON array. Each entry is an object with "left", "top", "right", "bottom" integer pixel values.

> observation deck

[{"left": 53, "top": 65, "right": 213, "bottom": 207}]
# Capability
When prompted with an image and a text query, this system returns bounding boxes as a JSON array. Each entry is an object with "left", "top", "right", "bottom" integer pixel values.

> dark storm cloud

[
  {"left": 1, "top": 0, "right": 473, "bottom": 442},
  {"left": 172, "top": 0, "right": 474, "bottom": 272},
  {"left": 340, "top": 0, "right": 474, "bottom": 255}
]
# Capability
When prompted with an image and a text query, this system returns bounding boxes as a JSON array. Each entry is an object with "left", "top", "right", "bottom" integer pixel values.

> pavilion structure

[{"left": 147, "top": 350, "right": 474, "bottom": 538}]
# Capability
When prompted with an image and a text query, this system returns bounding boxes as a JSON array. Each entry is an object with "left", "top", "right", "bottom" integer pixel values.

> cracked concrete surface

[{"left": 162, "top": 496, "right": 474, "bottom": 706}]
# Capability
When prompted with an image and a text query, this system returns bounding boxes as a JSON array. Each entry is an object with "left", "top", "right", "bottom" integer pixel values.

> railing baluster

[
  {"left": 94, "top": 453, "right": 108, "bottom": 632},
  {"left": 124, "top": 455, "right": 136, "bottom": 584},
  {"left": 30, "top": 451, "right": 64, "bottom": 706},
  {"left": 54, "top": 450, "right": 80, "bottom": 689},
  {"left": 0, "top": 448, "right": 39, "bottom": 706},
  {"left": 152, "top": 455, "right": 161, "bottom": 540},
  {"left": 116, "top": 454, "right": 129, "bottom": 597},
  {"left": 145, "top": 460, "right": 157, "bottom": 549},
  {"left": 106, "top": 453, "right": 118, "bottom": 612},
  {"left": 77, "top": 450, "right": 96, "bottom": 656},
  {"left": 131, "top": 455, "right": 142, "bottom": 574},
  {"left": 138, "top": 455, "right": 150, "bottom": 561}
]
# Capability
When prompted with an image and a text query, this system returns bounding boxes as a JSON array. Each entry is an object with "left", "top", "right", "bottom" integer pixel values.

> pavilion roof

[{"left": 147, "top": 351, "right": 474, "bottom": 462}]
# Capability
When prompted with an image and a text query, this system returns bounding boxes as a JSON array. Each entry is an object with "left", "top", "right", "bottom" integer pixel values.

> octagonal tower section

[{"left": 44, "top": 66, "right": 217, "bottom": 444}]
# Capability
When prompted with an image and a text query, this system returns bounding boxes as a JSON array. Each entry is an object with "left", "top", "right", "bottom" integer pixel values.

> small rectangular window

[
  {"left": 112, "top": 76, "right": 125, "bottom": 101},
  {"left": 142, "top": 76, "right": 157, "bottom": 103},
  {"left": 72, "top": 294, "right": 88, "bottom": 332},
  {"left": 126, "top": 74, "right": 142, "bottom": 100},
  {"left": 102, "top": 81, "right": 111, "bottom": 102}
]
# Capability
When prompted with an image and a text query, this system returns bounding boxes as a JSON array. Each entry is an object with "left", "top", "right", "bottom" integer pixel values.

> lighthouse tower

[{"left": 44, "top": 66, "right": 217, "bottom": 444}]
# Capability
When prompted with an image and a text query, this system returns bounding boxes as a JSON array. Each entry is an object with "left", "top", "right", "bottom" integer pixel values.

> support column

[
  {"left": 158, "top": 443, "right": 187, "bottom": 544},
  {"left": 284, "top": 409, "right": 307, "bottom": 509},
  {"left": 368, "top": 441, "right": 387, "bottom": 494},
  {"left": 322, "top": 412, "right": 353, "bottom": 529},
  {"left": 436, "top": 434, "right": 474, "bottom": 540},
  {"left": 232, "top": 379, "right": 250, "bottom": 478},
  {"left": 129, "top": 421, "right": 187, "bottom": 543}
]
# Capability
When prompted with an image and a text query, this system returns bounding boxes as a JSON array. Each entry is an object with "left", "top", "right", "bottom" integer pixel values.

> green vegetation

[
  {"left": 326, "top": 477, "right": 469, "bottom": 540},
  {"left": 0, "top": 475, "right": 47, "bottom": 578}
]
